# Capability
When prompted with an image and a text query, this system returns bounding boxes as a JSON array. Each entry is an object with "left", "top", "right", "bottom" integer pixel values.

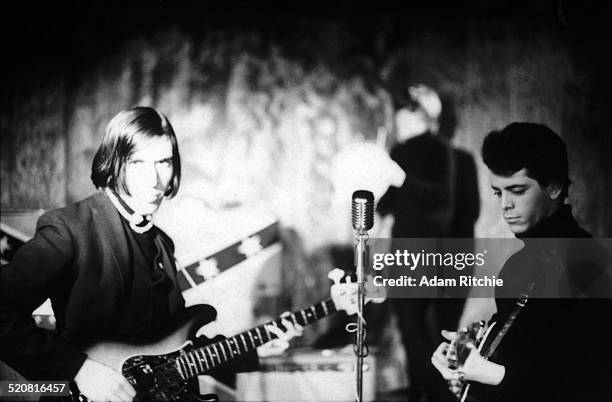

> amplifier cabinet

[{"left": 237, "top": 347, "right": 376, "bottom": 401}]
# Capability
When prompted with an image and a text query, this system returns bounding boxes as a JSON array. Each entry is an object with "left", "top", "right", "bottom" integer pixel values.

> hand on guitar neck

[
  {"left": 256, "top": 268, "right": 377, "bottom": 356},
  {"left": 256, "top": 314, "right": 304, "bottom": 357}
]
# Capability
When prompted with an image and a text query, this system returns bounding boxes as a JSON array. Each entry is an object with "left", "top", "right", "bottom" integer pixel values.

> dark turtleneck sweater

[
  {"left": 470, "top": 205, "right": 612, "bottom": 402},
  {"left": 515, "top": 204, "right": 591, "bottom": 239},
  {"left": 112, "top": 215, "right": 184, "bottom": 342}
]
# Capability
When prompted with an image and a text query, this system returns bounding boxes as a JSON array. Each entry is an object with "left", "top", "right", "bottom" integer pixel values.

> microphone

[
  {"left": 351, "top": 190, "right": 374, "bottom": 402},
  {"left": 352, "top": 190, "right": 374, "bottom": 231}
]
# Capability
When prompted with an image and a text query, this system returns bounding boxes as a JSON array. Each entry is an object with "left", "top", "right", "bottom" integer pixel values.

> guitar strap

[
  {"left": 484, "top": 247, "right": 557, "bottom": 359},
  {"left": 461, "top": 249, "right": 553, "bottom": 401},
  {"left": 483, "top": 280, "right": 535, "bottom": 360}
]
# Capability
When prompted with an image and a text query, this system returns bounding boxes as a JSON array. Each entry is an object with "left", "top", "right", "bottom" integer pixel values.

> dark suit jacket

[
  {"left": 377, "top": 132, "right": 480, "bottom": 238},
  {"left": 0, "top": 192, "right": 185, "bottom": 380}
]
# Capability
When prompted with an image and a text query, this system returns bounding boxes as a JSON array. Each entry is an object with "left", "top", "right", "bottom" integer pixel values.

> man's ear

[{"left": 546, "top": 181, "right": 563, "bottom": 200}]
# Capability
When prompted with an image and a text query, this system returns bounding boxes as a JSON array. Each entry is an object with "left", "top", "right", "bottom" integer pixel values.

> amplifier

[{"left": 236, "top": 347, "right": 376, "bottom": 401}]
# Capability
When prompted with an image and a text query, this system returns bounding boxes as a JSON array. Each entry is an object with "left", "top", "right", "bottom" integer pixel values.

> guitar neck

[{"left": 175, "top": 299, "right": 337, "bottom": 380}]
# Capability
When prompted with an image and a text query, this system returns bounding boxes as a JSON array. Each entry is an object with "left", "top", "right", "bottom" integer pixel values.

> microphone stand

[{"left": 354, "top": 228, "right": 368, "bottom": 402}]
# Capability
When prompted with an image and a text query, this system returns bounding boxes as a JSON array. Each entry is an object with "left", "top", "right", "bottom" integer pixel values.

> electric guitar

[
  {"left": 68, "top": 269, "right": 383, "bottom": 401},
  {"left": 448, "top": 287, "right": 533, "bottom": 402},
  {"left": 446, "top": 321, "right": 497, "bottom": 402}
]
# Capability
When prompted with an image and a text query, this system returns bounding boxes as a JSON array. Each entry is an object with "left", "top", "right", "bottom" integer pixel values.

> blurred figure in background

[{"left": 377, "top": 85, "right": 480, "bottom": 402}]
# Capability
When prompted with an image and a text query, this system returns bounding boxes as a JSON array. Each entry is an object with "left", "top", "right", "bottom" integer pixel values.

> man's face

[
  {"left": 122, "top": 135, "right": 174, "bottom": 215},
  {"left": 395, "top": 108, "right": 428, "bottom": 142},
  {"left": 489, "top": 168, "right": 559, "bottom": 234}
]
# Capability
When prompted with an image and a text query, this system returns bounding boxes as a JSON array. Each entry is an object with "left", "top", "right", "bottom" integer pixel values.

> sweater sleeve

[{"left": 0, "top": 212, "right": 87, "bottom": 380}]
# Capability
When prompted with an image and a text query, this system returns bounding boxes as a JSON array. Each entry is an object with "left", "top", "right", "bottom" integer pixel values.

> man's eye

[
  {"left": 511, "top": 189, "right": 526, "bottom": 195},
  {"left": 493, "top": 191, "right": 501, "bottom": 197}
]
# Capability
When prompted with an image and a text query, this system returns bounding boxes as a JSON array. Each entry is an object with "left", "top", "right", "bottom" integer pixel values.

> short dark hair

[
  {"left": 91, "top": 106, "right": 181, "bottom": 198},
  {"left": 481, "top": 122, "right": 570, "bottom": 198}
]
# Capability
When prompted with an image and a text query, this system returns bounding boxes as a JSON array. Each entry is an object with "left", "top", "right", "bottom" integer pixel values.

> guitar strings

[{"left": 139, "top": 299, "right": 339, "bottom": 382}]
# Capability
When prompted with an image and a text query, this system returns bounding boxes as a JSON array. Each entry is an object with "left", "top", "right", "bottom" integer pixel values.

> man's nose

[
  {"left": 501, "top": 193, "right": 514, "bottom": 210},
  {"left": 142, "top": 164, "right": 159, "bottom": 186}
]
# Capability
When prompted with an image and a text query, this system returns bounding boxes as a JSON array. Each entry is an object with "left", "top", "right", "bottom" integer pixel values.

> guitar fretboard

[{"left": 174, "top": 299, "right": 337, "bottom": 380}]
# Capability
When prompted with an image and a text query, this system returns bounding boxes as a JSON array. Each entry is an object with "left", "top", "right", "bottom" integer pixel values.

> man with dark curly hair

[{"left": 432, "top": 122, "right": 612, "bottom": 402}]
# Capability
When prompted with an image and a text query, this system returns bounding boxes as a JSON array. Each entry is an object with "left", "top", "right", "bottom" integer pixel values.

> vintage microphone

[{"left": 351, "top": 190, "right": 374, "bottom": 402}]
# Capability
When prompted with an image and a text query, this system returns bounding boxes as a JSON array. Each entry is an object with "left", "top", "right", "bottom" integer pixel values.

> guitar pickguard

[
  {"left": 69, "top": 278, "right": 361, "bottom": 402},
  {"left": 122, "top": 346, "right": 188, "bottom": 401}
]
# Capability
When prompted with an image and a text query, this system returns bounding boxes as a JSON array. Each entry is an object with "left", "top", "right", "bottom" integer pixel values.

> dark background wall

[
  {"left": 1, "top": 1, "right": 610, "bottom": 383},
  {"left": 1, "top": 0, "right": 611, "bottom": 239}
]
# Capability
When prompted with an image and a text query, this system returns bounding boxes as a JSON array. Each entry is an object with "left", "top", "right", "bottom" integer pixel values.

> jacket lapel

[{"left": 89, "top": 191, "right": 129, "bottom": 293}]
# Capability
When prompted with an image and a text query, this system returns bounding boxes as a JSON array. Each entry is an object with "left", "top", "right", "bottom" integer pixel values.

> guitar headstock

[
  {"left": 447, "top": 320, "right": 486, "bottom": 369},
  {"left": 364, "top": 274, "right": 387, "bottom": 304},
  {"left": 328, "top": 268, "right": 387, "bottom": 315}
]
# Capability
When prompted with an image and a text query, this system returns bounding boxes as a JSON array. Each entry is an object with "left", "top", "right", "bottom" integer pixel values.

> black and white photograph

[{"left": 1, "top": 1, "right": 611, "bottom": 401}]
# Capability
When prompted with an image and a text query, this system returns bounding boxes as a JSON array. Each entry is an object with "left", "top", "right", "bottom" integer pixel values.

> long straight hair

[{"left": 90, "top": 106, "right": 181, "bottom": 197}]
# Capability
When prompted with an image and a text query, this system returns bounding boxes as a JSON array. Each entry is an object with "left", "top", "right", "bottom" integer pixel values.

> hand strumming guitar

[
  {"left": 431, "top": 329, "right": 506, "bottom": 394},
  {"left": 74, "top": 358, "right": 137, "bottom": 402}
]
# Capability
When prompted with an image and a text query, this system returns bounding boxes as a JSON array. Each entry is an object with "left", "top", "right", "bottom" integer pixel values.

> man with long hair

[{"left": 0, "top": 107, "right": 301, "bottom": 401}]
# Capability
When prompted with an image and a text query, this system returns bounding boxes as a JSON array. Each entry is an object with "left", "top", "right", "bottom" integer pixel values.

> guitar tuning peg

[{"left": 328, "top": 268, "right": 345, "bottom": 285}]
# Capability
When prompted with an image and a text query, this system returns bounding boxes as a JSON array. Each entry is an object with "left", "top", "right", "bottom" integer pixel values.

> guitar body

[
  {"left": 70, "top": 305, "right": 219, "bottom": 402},
  {"left": 67, "top": 271, "right": 367, "bottom": 402},
  {"left": 86, "top": 304, "right": 214, "bottom": 371}
]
